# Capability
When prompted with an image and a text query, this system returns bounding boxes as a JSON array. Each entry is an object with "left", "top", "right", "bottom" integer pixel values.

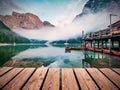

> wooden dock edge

[{"left": 0, "top": 67, "right": 120, "bottom": 90}]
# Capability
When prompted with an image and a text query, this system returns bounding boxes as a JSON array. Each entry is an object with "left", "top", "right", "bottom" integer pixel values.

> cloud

[
  {"left": 13, "top": 26, "right": 81, "bottom": 41},
  {"left": 74, "top": 11, "right": 120, "bottom": 33},
  {"left": 0, "top": 0, "right": 88, "bottom": 27},
  {"left": 11, "top": 0, "right": 87, "bottom": 27},
  {"left": 1, "top": 0, "right": 120, "bottom": 42},
  {"left": 51, "top": 0, "right": 88, "bottom": 27},
  {"left": 0, "top": 0, "right": 23, "bottom": 15},
  {"left": 13, "top": 10, "right": 120, "bottom": 41}
]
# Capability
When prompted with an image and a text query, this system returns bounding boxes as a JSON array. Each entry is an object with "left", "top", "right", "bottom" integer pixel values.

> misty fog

[{"left": 13, "top": 11, "right": 120, "bottom": 42}]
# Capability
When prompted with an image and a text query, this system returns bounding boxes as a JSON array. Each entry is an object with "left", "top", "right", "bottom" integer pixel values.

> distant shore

[
  {"left": 0, "top": 43, "right": 48, "bottom": 46},
  {"left": 0, "top": 43, "right": 12, "bottom": 46}
]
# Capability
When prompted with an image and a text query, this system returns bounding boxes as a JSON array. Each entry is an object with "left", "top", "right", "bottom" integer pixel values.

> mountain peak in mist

[
  {"left": 74, "top": 0, "right": 120, "bottom": 20},
  {"left": 43, "top": 21, "right": 55, "bottom": 27},
  {"left": 0, "top": 11, "right": 54, "bottom": 30}
]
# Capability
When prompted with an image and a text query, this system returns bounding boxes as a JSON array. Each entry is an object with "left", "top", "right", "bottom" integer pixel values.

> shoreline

[{"left": 0, "top": 43, "right": 12, "bottom": 46}]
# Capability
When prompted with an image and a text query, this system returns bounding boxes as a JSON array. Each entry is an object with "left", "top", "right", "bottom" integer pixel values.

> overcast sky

[{"left": 0, "top": 0, "right": 88, "bottom": 27}]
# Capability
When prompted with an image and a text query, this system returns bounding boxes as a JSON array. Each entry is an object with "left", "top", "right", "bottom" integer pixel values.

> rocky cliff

[
  {"left": 74, "top": 0, "right": 120, "bottom": 20},
  {"left": 0, "top": 12, "right": 54, "bottom": 29}
]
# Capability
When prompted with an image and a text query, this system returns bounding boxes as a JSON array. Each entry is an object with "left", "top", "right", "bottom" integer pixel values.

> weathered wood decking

[{"left": 0, "top": 67, "right": 120, "bottom": 90}]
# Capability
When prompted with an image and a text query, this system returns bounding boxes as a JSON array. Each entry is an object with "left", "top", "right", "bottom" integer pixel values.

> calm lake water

[{"left": 0, "top": 44, "right": 120, "bottom": 68}]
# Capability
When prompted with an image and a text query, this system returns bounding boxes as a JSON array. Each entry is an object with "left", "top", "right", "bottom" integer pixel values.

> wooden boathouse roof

[{"left": 108, "top": 20, "right": 120, "bottom": 28}]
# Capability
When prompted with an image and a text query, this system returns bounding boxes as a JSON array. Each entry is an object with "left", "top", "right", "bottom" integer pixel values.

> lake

[{"left": 0, "top": 44, "right": 120, "bottom": 68}]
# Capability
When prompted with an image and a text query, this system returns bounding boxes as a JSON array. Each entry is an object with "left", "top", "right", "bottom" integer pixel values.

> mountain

[
  {"left": 43, "top": 21, "right": 55, "bottom": 27},
  {"left": 74, "top": 0, "right": 120, "bottom": 20},
  {"left": 0, "top": 21, "right": 30, "bottom": 43},
  {"left": 0, "top": 12, "right": 54, "bottom": 29}
]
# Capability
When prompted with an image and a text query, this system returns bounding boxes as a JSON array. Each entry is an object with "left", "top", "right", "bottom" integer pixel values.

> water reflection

[
  {"left": 0, "top": 45, "right": 30, "bottom": 66},
  {"left": 10, "top": 46, "right": 84, "bottom": 68},
  {"left": 0, "top": 44, "right": 120, "bottom": 68},
  {"left": 83, "top": 50, "right": 120, "bottom": 68}
]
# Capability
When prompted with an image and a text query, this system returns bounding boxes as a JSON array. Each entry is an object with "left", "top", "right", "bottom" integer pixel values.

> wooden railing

[{"left": 83, "top": 28, "right": 120, "bottom": 40}]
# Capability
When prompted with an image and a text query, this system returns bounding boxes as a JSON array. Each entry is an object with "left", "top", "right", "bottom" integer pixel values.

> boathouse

[{"left": 82, "top": 20, "right": 120, "bottom": 56}]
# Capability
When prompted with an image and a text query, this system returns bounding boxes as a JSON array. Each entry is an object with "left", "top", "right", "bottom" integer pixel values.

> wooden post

[
  {"left": 91, "top": 41, "right": 92, "bottom": 48},
  {"left": 101, "top": 40, "right": 103, "bottom": 53},
  {"left": 102, "top": 40, "right": 103, "bottom": 49},
  {"left": 93, "top": 40, "right": 95, "bottom": 52},
  {"left": 84, "top": 41, "right": 86, "bottom": 50},
  {"left": 98, "top": 41, "right": 99, "bottom": 48},
  {"left": 109, "top": 39, "right": 112, "bottom": 55},
  {"left": 112, "top": 40, "right": 114, "bottom": 49},
  {"left": 105, "top": 41, "right": 107, "bottom": 49},
  {"left": 119, "top": 40, "right": 120, "bottom": 51}
]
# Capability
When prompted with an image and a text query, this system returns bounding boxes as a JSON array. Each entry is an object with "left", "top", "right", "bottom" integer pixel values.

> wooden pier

[
  {"left": 82, "top": 20, "right": 120, "bottom": 55},
  {"left": 0, "top": 67, "right": 120, "bottom": 90}
]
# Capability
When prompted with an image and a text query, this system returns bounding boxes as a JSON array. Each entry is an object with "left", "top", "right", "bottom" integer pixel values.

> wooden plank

[
  {"left": 2, "top": 68, "right": 35, "bottom": 90},
  {"left": 0, "top": 68, "right": 23, "bottom": 89},
  {"left": 0, "top": 67, "right": 13, "bottom": 76},
  {"left": 22, "top": 68, "right": 48, "bottom": 90},
  {"left": 62, "top": 68, "right": 79, "bottom": 90},
  {"left": 112, "top": 68, "right": 120, "bottom": 74},
  {"left": 42, "top": 68, "right": 60, "bottom": 90},
  {"left": 87, "top": 68, "right": 118, "bottom": 90},
  {"left": 74, "top": 68, "right": 99, "bottom": 90},
  {"left": 100, "top": 68, "right": 120, "bottom": 88}
]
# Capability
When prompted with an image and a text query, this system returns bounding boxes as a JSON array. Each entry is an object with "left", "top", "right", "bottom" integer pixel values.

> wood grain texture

[
  {"left": 62, "top": 68, "right": 79, "bottom": 90},
  {"left": 22, "top": 68, "right": 48, "bottom": 90},
  {"left": 0, "top": 67, "right": 119, "bottom": 90},
  {"left": 87, "top": 68, "right": 118, "bottom": 90},
  {"left": 0, "top": 67, "right": 13, "bottom": 77},
  {"left": 100, "top": 68, "right": 120, "bottom": 88},
  {"left": 112, "top": 68, "right": 120, "bottom": 74},
  {"left": 0, "top": 68, "right": 23, "bottom": 88},
  {"left": 42, "top": 68, "right": 60, "bottom": 90},
  {"left": 2, "top": 68, "right": 35, "bottom": 90},
  {"left": 74, "top": 68, "right": 99, "bottom": 90}
]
